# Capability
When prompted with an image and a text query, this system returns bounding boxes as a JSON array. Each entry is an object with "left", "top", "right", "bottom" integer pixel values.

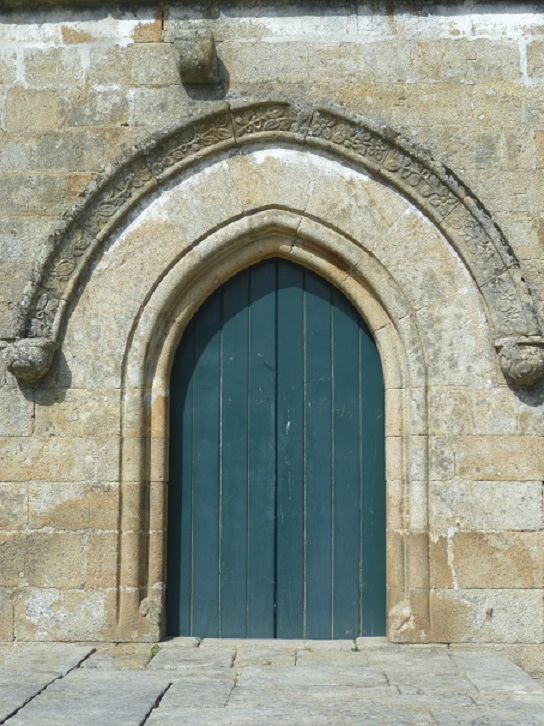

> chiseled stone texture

[{"left": 0, "top": 2, "right": 543, "bottom": 644}]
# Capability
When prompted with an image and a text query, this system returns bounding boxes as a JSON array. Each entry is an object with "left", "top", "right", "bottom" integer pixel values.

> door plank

[
  {"left": 276, "top": 261, "right": 305, "bottom": 639},
  {"left": 304, "top": 272, "right": 333, "bottom": 639},
  {"left": 191, "top": 294, "right": 222, "bottom": 637},
  {"left": 360, "top": 323, "right": 386, "bottom": 636},
  {"left": 247, "top": 261, "right": 277, "bottom": 638},
  {"left": 220, "top": 271, "right": 250, "bottom": 637},
  {"left": 331, "top": 290, "right": 363, "bottom": 639}
]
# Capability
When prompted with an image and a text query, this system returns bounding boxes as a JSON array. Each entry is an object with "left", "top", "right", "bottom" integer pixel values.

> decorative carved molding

[
  {"left": 3, "top": 99, "right": 542, "bottom": 385},
  {"left": 495, "top": 337, "right": 544, "bottom": 388}
]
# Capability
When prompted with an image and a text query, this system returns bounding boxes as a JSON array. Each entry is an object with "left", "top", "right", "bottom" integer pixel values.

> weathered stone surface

[
  {"left": 455, "top": 435, "right": 544, "bottom": 480},
  {"left": 132, "top": 86, "right": 191, "bottom": 128},
  {"left": 450, "top": 651, "right": 543, "bottom": 693},
  {"left": 4, "top": 669, "right": 170, "bottom": 726},
  {"left": 28, "top": 481, "right": 118, "bottom": 531},
  {"left": 82, "top": 643, "right": 153, "bottom": 670},
  {"left": 157, "top": 673, "right": 235, "bottom": 708},
  {"left": 0, "top": 48, "right": 17, "bottom": 84},
  {"left": 431, "top": 589, "right": 544, "bottom": 643},
  {"left": 429, "top": 480, "right": 543, "bottom": 532},
  {"left": 0, "top": 643, "right": 94, "bottom": 673},
  {"left": 0, "top": 437, "right": 103, "bottom": 482},
  {"left": 14, "top": 589, "right": 112, "bottom": 641},
  {"left": 0, "top": 533, "right": 25, "bottom": 586},
  {"left": 0, "top": 588, "right": 14, "bottom": 641},
  {"left": 24, "top": 47, "right": 83, "bottom": 89},
  {"left": 175, "top": 29, "right": 219, "bottom": 84},
  {"left": 0, "top": 640, "right": 543, "bottom": 723},
  {"left": 148, "top": 645, "right": 235, "bottom": 670},
  {"left": 1, "top": 5, "right": 544, "bottom": 646},
  {"left": 129, "top": 43, "right": 180, "bottom": 86},
  {"left": 527, "top": 41, "right": 544, "bottom": 79},
  {"left": 434, "top": 532, "right": 544, "bottom": 589},
  {"left": 448, "top": 643, "right": 544, "bottom": 686},
  {"left": 234, "top": 643, "right": 297, "bottom": 667},
  {"left": 5, "top": 89, "right": 78, "bottom": 131},
  {"left": 86, "top": 534, "right": 118, "bottom": 588},
  {"left": 413, "top": 40, "right": 520, "bottom": 82},
  {"left": 0, "top": 483, "right": 27, "bottom": 529},
  {"left": 23, "top": 533, "right": 85, "bottom": 588},
  {"left": 34, "top": 388, "right": 120, "bottom": 438},
  {"left": 68, "top": 90, "right": 129, "bottom": 127},
  {"left": 366, "top": 646, "right": 474, "bottom": 694},
  {"left": 0, "top": 672, "right": 60, "bottom": 723}
]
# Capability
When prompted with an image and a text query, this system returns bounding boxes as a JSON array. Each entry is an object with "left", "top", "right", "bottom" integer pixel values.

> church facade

[{"left": 0, "top": 2, "right": 543, "bottom": 655}]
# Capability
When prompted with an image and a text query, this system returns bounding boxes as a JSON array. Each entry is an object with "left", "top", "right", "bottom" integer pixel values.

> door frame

[
  {"left": 116, "top": 208, "right": 430, "bottom": 644},
  {"left": 166, "top": 257, "right": 387, "bottom": 639}
]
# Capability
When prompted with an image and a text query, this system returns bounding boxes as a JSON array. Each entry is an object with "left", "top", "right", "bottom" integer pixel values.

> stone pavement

[{"left": 0, "top": 639, "right": 543, "bottom": 725}]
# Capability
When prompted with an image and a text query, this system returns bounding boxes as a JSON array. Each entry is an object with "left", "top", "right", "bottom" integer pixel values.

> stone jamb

[{"left": 115, "top": 208, "right": 430, "bottom": 643}]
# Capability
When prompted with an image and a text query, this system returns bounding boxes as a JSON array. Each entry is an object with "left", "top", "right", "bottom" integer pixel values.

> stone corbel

[
  {"left": 495, "top": 337, "right": 544, "bottom": 388},
  {"left": 174, "top": 29, "right": 219, "bottom": 84},
  {"left": 2, "top": 338, "right": 58, "bottom": 384}
]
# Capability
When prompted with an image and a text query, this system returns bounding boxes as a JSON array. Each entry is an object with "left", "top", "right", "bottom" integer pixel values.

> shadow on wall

[{"left": 0, "top": 1, "right": 538, "bottom": 20}]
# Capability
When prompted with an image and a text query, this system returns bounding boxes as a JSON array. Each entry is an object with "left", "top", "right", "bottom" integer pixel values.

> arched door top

[
  {"left": 4, "top": 98, "right": 543, "bottom": 387},
  {"left": 167, "top": 258, "right": 386, "bottom": 639}
]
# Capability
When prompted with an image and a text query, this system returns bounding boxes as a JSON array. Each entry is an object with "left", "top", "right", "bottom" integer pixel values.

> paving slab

[
  {"left": 451, "top": 651, "right": 544, "bottom": 693},
  {"left": 296, "top": 648, "right": 370, "bottom": 666},
  {"left": 82, "top": 643, "right": 153, "bottom": 670},
  {"left": 0, "top": 644, "right": 94, "bottom": 723},
  {"left": 233, "top": 643, "right": 297, "bottom": 666},
  {"left": 147, "top": 646, "right": 235, "bottom": 670},
  {"left": 430, "top": 706, "right": 544, "bottom": 725},
  {"left": 4, "top": 669, "right": 171, "bottom": 726},
  {"left": 158, "top": 677, "right": 235, "bottom": 708},
  {"left": 146, "top": 702, "right": 436, "bottom": 726},
  {"left": 0, "top": 640, "right": 542, "bottom": 725},
  {"left": 0, "top": 643, "right": 94, "bottom": 673},
  {"left": 237, "top": 664, "right": 388, "bottom": 688},
  {"left": 0, "top": 672, "right": 60, "bottom": 723}
]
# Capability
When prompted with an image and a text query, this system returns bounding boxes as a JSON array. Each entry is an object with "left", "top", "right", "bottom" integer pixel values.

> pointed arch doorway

[{"left": 166, "top": 258, "right": 385, "bottom": 639}]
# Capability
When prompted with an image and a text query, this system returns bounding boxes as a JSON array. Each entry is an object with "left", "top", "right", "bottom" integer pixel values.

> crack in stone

[
  {"left": 224, "top": 668, "right": 242, "bottom": 707},
  {"left": 139, "top": 682, "right": 172, "bottom": 726}
]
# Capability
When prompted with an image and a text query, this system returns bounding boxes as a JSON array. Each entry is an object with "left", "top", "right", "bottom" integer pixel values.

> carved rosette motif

[
  {"left": 3, "top": 99, "right": 542, "bottom": 384},
  {"left": 496, "top": 338, "right": 544, "bottom": 388}
]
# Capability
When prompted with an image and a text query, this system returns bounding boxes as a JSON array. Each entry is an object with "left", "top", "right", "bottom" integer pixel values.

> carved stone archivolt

[{"left": 3, "top": 99, "right": 543, "bottom": 386}]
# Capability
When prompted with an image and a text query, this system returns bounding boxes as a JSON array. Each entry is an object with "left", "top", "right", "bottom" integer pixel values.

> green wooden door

[{"left": 166, "top": 259, "right": 385, "bottom": 639}]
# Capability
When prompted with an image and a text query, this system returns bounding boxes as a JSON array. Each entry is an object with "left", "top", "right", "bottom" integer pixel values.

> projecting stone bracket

[
  {"left": 495, "top": 337, "right": 544, "bottom": 388},
  {"left": 174, "top": 29, "right": 219, "bottom": 84},
  {"left": 3, "top": 338, "right": 58, "bottom": 383}
]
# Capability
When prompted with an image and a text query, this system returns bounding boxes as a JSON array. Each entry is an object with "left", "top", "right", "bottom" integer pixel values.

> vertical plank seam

[
  {"left": 358, "top": 323, "right": 364, "bottom": 637},
  {"left": 302, "top": 268, "right": 307, "bottom": 641},
  {"left": 330, "top": 289, "right": 335, "bottom": 640},
  {"left": 218, "top": 289, "right": 224, "bottom": 638}
]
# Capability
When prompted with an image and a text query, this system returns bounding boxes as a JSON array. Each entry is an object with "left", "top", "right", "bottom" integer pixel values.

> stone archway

[
  {"left": 4, "top": 99, "right": 544, "bottom": 388},
  {"left": 118, "top": 208, "right": 428, "bottom": 642},
  {"left": 5, "top": 101, "right": 543, "bottom": 643}
]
